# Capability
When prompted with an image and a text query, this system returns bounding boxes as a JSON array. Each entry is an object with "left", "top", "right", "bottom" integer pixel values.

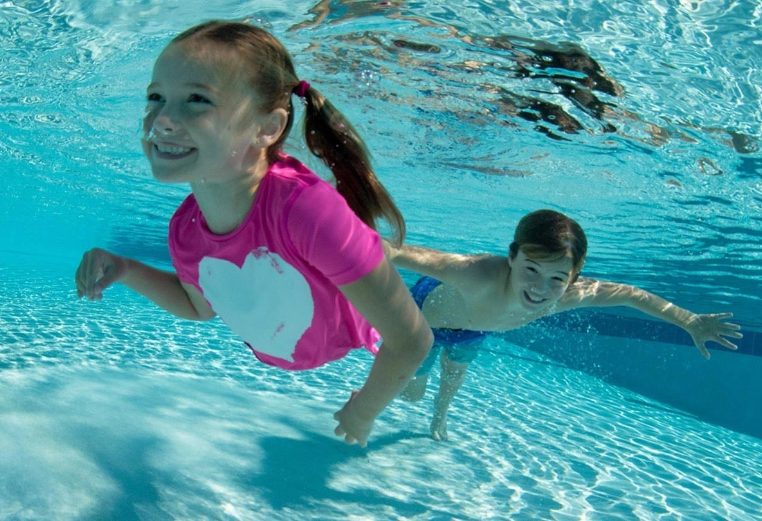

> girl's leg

[{"left": 430, "top": 353, "right": 470, "bottom": 441}]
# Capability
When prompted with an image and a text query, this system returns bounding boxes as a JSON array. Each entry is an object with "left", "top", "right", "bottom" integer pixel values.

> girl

[
  {"left": 385, "top": 209, "right": 742, "bottom": 441},
  {"left": 75, "top": 20, "right": 433, "bottom": 448}
]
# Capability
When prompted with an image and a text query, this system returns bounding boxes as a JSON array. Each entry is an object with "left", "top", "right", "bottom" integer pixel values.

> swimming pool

[{"left": 2, "top": 1, "right": 761, "bottom": 519}]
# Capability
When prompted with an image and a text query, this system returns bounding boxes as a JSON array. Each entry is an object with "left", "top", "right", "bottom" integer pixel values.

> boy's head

[{"left": 508, "top": 209, "right": 587, "bottom": 282}]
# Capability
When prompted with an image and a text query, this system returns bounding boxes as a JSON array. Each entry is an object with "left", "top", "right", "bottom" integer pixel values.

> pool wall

[{"left": 502, "top": 310, "right": 762, "bottom": 440}]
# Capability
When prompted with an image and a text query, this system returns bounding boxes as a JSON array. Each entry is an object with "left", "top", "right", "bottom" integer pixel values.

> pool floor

[{"left": 1, "top": 263, "right": 761, "bottom": 520}]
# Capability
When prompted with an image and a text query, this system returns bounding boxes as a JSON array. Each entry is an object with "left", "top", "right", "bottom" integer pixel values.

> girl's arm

[
  {"left": 75, "top": 247, "right": 215, "bottom": 320},
  {"left": 333, "top": 257, "right": 434, "bottom": 447},
  {"left": 562, "top": 278, "right": 742, "bottom": 359}
]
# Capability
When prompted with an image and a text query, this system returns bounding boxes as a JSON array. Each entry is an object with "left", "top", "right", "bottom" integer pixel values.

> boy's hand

[
  {"left": 381, "top": 238, "right": 394, "bottom": 259},
  {"left": 685, "top": 312, "right": 742, "bottom": 359},
  {"left": 333, "top": 391, "right": 375, "bottom": 448},
  {"left": 75, "top": 248, "right": 128, "bottom": 300}
]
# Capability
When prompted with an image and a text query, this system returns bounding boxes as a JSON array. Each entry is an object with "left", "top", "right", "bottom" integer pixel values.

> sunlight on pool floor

[{"left": 2, "top": 292, "right": 760, "bottom": 520}]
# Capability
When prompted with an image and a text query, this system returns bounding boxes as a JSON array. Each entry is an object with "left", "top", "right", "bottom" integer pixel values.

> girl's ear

[{"left": 256, "top": 108, "right": 288, "bottom": 148}]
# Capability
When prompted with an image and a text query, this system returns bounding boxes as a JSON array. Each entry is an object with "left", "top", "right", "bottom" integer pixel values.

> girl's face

[
  {"left": 509, "top": 249, "right": 574, "bottom": 311},
  {"left": 141, "top": 44, "right": 272, "bottom": 185}
]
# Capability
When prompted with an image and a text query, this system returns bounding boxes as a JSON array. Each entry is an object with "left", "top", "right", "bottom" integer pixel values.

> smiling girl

[
  {"left": 385, "top": 209, "right": 741, "bottom": 441},
  {"left": 75, "top": 20, "right": 433, "bottom": 448}
]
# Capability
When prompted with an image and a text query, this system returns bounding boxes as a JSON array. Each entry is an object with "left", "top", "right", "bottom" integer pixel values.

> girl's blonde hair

[{"left": 172, "top": 21, "right": 405, "bottom": 243}]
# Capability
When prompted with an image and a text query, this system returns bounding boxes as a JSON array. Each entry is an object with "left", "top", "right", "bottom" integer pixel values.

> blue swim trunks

[{"left": 411, "top": 276, "right": 486, "bottom": 376}]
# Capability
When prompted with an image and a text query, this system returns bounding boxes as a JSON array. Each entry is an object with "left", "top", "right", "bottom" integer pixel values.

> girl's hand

[
  {"left": 685, "top": 312, "right": 742, "bottom": 359},
  {"left": 333, "top": 391, "right": 374, "bottom": 448},
  {"left": 75, "top": 248, "right": 128, "bottom": 300}
]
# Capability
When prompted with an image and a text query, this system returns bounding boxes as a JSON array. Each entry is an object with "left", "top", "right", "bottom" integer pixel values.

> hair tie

[{"left": 293, "top": 80, "right": 311, "bottom": 98}]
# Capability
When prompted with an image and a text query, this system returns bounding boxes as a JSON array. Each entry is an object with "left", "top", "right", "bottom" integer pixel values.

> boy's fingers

[{"left": 725, "top": 324, "right": 742, "bottom": 331}]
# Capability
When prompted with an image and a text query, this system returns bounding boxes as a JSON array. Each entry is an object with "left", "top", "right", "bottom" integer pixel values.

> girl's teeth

[{"left": 156, "top": 144, "right": 192, "bottom": 155}]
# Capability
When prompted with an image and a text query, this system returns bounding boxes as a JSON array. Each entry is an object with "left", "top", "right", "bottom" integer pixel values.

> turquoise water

[{"left": 2, "top": 1, "right": 761, "bottom": 519}]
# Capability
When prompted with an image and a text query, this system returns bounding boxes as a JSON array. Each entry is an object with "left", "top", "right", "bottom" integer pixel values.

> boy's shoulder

[
  {"left": 455, "top": 254, "right": 508, "bottom": 293},
  {"left": 471, "top": 254, "right": 508, "bottom": 274},
  {"left": 557, "top": 276, "right": 609, "bottom": 310}
]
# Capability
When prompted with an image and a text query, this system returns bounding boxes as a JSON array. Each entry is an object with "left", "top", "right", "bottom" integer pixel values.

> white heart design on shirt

[{"left": 198, "top": 248, "right": 314, "bottom": 362}]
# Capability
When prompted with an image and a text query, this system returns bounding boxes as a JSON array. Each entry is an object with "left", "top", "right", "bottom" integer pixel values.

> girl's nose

[
  {"left": 149, "top": 101, "right": 183, "bottom": 136},
  {"left": 152, "top": 113, "right": 178, "bottom": 135}
]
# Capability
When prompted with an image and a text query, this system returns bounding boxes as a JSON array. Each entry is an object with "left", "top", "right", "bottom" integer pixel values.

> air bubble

[
  {"left": 355, "top": 69, "right": 379, "bottom": 87},
  {"left": 242, "top": 16, "right": 272, "bottom": 29}
]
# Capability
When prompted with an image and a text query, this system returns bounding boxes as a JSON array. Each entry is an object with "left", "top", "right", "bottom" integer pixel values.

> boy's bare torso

[
  {"left": 419, "top": 255, "right": 596, "bottom": 332},
  {"left": 420, "top": 256, "right": 548, "bottom": 331}
]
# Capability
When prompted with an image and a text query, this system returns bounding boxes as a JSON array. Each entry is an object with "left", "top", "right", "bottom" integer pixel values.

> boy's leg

[
  {"left": 430, "top": 335, "right": 483, "bottom": 441},
  {"left": 430, "top": 353, "right": 470, "bottom": 441},
  {"left": 400, "top": 343, "right": 440, "bottom": 401},
  {"left": 401, "top": 277, "right": 442, "bottom": 402},
  {"left": 400, "top": 374, "right": 429, "bottom": 401}
]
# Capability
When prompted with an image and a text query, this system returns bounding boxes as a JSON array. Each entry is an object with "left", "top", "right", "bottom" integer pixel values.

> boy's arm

[
  {"left": 561, "top": 278, "right": 742, "bottom": 359},
  {"left": 383, "top": 240, "right": 492, "bottom": 290}
]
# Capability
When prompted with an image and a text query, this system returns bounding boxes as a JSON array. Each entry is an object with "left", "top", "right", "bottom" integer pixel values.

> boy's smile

[{"left": 509, "top": 250, "right": 574, "bottom": 311}]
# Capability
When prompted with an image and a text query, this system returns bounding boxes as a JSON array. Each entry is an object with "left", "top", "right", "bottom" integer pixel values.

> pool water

[
  {"left": 3, "top": 260, "right": 761, "bottom": 519},
  {"left": 2, "top": 1, "right": 761, "bottom": 519}
]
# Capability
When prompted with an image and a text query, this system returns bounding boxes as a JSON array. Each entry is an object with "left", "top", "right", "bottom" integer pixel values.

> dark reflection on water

[
  {"left": 1, "top": 1, "right": 761, "bottom": 331},
  {"left": 290, "top": 0, "right": 759, "bottom": 155}
]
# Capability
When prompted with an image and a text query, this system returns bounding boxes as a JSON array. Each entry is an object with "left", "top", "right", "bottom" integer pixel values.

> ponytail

[{"left": 300, "top": 86, "right": 405, "bottom": 245}]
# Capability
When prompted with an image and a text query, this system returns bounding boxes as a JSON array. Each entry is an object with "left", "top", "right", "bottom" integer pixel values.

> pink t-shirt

[{"left": 168, "top": 155, "right": 383, "bottom": 370}]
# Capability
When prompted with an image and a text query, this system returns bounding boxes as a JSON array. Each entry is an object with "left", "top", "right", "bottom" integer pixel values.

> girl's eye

[
  {"left": 147, "top": 92, "right": 163, "bottom": 102},
  {"left": 526, "top": 266, "right": 537, "bottom": 273},
  {"left": 188, "top": 93, "right": 212, "bottom": 104},
  {"left": 552, "top": 277, "right": 566, "bottom": 283}
]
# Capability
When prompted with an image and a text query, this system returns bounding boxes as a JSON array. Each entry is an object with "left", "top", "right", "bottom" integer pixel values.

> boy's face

[{"left": 509, "top": 249, "right": 574, "bottom": 311}]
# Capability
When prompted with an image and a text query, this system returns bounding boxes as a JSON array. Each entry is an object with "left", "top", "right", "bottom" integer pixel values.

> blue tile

[
  {"left": 751, "top": 330, "right": 762, "bottom": 356},
  {"left": 532, "top": 309, "right": 761, "bottom": 356}
]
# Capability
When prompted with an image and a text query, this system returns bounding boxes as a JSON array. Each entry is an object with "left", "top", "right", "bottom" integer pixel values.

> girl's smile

[{"left": 150, "top": 138, "right": 197, "bottom": 161}]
